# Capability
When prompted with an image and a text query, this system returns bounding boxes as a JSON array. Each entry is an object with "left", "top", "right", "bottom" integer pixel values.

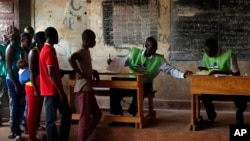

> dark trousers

[
  {"left": 110, "top": 83, "right": 152, "bottom": 116},
  {"left": 0, "top": 76, "right": 7, "bottom": 123},
  {"left": 44, "top": 95, "right": 72, "bottom": 141},
  {"left": 6, "top": 79, "right": 23, "bottom": 136},
  {"left": 21, "top": 95, "right": 27, "bottom": 131},
  {"left": 201, "top": 95, "right": 247, "bottom": 122},
  {"left": 234, "top": 96, "right": 247, "bottom": 123}
]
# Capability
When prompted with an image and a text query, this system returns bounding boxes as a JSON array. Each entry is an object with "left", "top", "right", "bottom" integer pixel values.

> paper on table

[
  {"left": 213, "top": 74, "right": 233, "bottom": 77},
  {"left": 106, "top": 56, "right": 126, "bottom": 73},
  {"left": 194, "top": 70, "right": 210, "bottom": 75}
]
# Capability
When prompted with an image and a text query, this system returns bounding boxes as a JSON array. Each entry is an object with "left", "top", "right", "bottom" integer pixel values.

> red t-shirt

[{"left": 39, "top": 43, "right": 63, "bottom": 96}]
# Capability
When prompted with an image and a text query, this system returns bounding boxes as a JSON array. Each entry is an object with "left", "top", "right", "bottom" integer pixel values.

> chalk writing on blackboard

[
  {"left": 170, "top": 0, "right": 250, "bottom": 61},
  {"left": 102, "top": 0, "right": 157, "bottom": 47},
  {"left": 103, "top": 1, "right": 114, "bottom": 45}
]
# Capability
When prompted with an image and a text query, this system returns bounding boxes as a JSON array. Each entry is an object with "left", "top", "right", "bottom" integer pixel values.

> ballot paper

[
  {"left": 194, "top": 70, "right": 210, "bottom": 75},
  {"left": 213, "top": 74, "right": 232, "bottom": 77},
  {"left": 194, "top": 70, "right": 233, "bottom": 77},
  {"left": 106, "top": 56, "right": 126, "bottom": 73}
]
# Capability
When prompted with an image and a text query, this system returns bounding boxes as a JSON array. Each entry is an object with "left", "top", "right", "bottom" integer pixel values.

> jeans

[
  {"left": 0, "top": 76, "right": 8, "bottom": 123},
  {"left": 21, "top": 95, "right": 27, "bottom": 131},
  {"left": 44, "top": 94, "right": 72, "bottom": 141},
  {"left": 8, "top": 88, "right": 13, "bottom": 124},
  {"left": 6, "top": 79, "right": 23, "bottom": 136}
]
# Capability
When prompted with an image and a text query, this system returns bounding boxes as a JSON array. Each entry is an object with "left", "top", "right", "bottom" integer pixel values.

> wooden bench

[
  {"left": 67, "top": 73, "right": 156, "bottom": 128},
  {"left": 189, "top": 75, "right": 250, "bottom": 131}
]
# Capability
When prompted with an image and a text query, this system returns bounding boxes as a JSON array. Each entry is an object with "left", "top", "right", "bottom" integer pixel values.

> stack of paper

[{"left": 106, "top": 56, "right": 126, "bottom": 73}]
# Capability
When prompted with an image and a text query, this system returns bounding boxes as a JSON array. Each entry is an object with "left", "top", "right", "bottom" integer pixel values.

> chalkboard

[
  {"left": 170, "top": 0, "right": 250, "bottom": 61},
  {"left": 113, "top": 0, "right": 149, "bottom": 5},
  {"left": 103, "top": 1, "right": 114, "bottom": 45},
  {"left": 102, "top": 0, "right": 158, "bottom": 46}
]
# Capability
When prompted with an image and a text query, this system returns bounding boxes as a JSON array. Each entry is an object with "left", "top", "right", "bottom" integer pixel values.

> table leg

[{"left": 190, "top": 94, "right": 196, "bottom": 131}]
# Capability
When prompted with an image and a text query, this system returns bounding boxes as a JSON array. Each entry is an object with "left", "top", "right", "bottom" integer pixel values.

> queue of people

[
  {"left": 1, "top": 25, "right": 72, "bottom": 141},
  {"left": 0, "top": 25, "right": 248, "bottom": 141}
]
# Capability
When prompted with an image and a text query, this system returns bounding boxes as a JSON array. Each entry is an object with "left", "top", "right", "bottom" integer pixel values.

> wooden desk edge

[
  {"left": 68, "top": 73, "right": 155, "bottom": 129},
  {"left": 189, "top": 76, "right": 250, "bottom": 131}
]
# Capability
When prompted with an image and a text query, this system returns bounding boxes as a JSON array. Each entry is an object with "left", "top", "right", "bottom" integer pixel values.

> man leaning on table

[
  {"left": 107, "top": 37, "right": 193, "bottom": 123},
  {"left": 198, "top": 37, "right": 247, "bottom": 125}
]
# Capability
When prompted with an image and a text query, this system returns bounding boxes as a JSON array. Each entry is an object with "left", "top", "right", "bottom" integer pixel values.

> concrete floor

[{"left": 0, "top": 109, "right": 249, "bottom": 141}]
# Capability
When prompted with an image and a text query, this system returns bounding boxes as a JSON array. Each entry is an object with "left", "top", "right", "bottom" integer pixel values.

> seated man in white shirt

[{"left": 107, "top": 37, "right": 193, "bottom": 124}]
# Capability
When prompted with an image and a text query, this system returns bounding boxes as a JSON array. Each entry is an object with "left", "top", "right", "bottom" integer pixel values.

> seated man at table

[
  {"left": 107, "top": 37, "right": 193, "bottom": 121},
  {"left": 199, "top": 37, "right": 247, "bottom": 125}
]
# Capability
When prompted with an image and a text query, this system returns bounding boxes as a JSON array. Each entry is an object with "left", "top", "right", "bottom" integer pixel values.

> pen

[{"left": 108, "top": 54, "right": 112, "bottom": 65}]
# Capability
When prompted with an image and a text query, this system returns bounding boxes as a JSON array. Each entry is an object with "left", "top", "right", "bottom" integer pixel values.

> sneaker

[
  {"left": 15, "top": 136, "right": 23, "bottom": 141},
  {"left": 8, "top": 133, "right": 16, "bottom": 139}
]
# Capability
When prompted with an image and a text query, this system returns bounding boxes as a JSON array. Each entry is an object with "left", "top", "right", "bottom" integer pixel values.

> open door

[{"left": 0, "top": 0, "right": 19, "bottom": 43}]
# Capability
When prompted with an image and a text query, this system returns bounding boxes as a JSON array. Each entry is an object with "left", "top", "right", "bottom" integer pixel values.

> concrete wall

[
  {"left": 28, "top": 0, "right": 250, "bottom": 110},
  {"left": 20, "top": 0, "right": 32, "bottom": 31}
]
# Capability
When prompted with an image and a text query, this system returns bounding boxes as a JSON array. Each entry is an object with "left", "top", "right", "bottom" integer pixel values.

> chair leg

[{"left": 148, "top": 91, "right": 156, "bottom": 114}]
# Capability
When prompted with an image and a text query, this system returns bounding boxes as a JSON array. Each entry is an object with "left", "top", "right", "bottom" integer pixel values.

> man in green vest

[
  {"left": 199, "top": 37, "right": 247, "bottom": 125},
  {"left": 108, "top": 37, "right": 193, "bottom": 124}
]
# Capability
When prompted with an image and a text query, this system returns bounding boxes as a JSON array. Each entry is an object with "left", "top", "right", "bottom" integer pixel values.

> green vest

[
  {"left": 202, "top": 49, "right": 231, "bottom": 71},
  {"left": 6, "top": 43, "right": 25, "bottom": 79},
  {"left": 128, "top": 47, "right": 162, "bottom": 83}
]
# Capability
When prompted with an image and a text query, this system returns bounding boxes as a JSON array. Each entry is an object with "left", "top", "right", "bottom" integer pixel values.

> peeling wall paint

[{"left": 34, "top": 0, "right": 88, "bottom": 69}]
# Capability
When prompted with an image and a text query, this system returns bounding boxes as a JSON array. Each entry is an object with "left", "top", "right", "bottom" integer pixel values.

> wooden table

[
  {"left": 67, "top": 73, "right": 156, "bottom": 128},
  {"left": 189, "top": 75, "right": 250, "bottom": 131}
]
